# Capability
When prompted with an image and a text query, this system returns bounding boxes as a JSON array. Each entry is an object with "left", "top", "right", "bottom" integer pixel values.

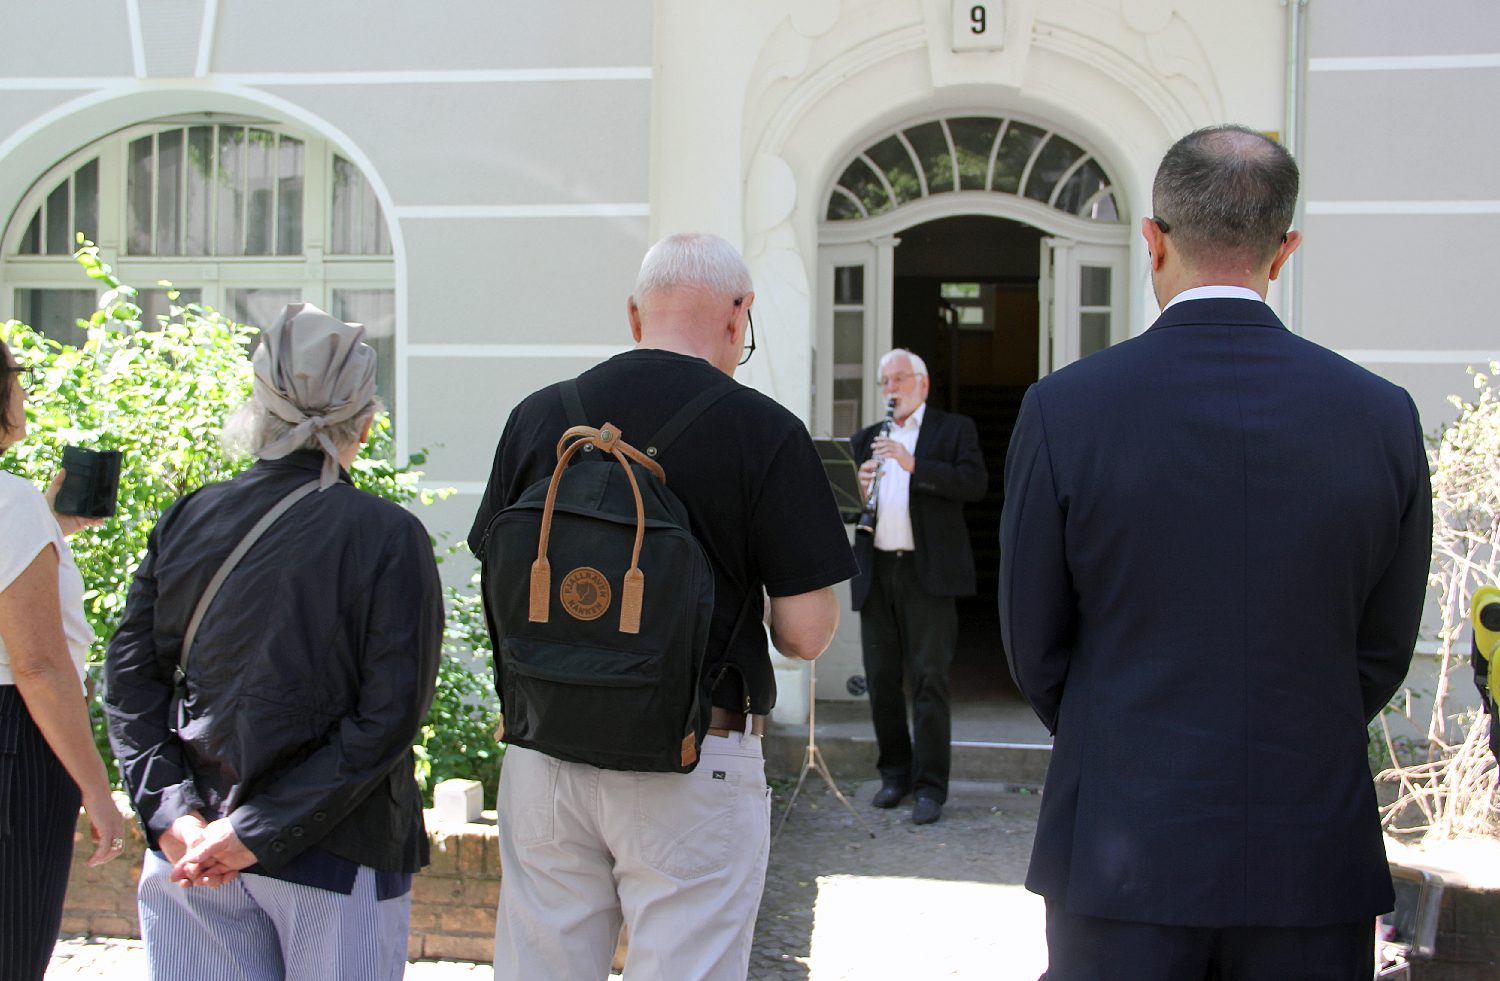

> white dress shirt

[{"left": 873, "top": 402, "right": 924, "bottom": 552}]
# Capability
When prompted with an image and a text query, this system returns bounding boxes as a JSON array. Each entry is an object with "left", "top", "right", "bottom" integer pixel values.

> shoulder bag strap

[{"left": 176, "top": 479, "right": 321, "bottom": 686}]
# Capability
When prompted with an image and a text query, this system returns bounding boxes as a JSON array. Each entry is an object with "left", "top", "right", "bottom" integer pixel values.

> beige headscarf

[{"left": 252, "top": 302, "right": 377, "bottom": 489}]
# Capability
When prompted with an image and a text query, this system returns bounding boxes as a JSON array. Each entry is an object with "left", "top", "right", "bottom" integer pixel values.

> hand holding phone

[{"left": 51, "top": 445, "right": 122, "bottom": 523}]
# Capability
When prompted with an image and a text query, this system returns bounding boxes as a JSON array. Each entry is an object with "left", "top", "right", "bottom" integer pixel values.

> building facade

[{"left": 1, "top": 0, "right": 1495, "bottom": 705}]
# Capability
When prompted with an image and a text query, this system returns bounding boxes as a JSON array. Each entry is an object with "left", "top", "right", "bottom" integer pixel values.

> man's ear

[
  {"left": 1141, "top": 216, "right": 1167, "bottom": 272},
  {"left": 1267, "top": 230, "right": 1303, "bottom": 282},
  {"left": 359, "top": 415, "right": 374, "bottom": 445},
  {"left": 627, "top": 296, "right": 644, "bottom": 343}
]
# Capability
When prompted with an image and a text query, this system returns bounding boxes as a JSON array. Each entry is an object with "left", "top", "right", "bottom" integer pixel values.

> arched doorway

[{"left": 815, "top": 112, "right": 1129, "bottom": 701}]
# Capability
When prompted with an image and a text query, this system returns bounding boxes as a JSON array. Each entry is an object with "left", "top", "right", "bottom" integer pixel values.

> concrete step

[{"left": 764, "top": 726, "right": 1051, "bottom": 788}]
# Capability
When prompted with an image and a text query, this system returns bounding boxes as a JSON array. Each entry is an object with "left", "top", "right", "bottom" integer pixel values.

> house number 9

[{"left": 951, "top": 1, "right": 1004, "bottom": 51}]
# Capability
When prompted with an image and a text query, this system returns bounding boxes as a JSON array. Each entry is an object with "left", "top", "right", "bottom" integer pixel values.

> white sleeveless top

[{"left": 0, "top": 471, "right": 92, "bottom": 686}]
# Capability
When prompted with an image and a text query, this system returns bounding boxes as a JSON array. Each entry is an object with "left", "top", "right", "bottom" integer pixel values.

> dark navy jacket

[{"left": 1000, "top": 298, "right": 1431, "bottom": 927}]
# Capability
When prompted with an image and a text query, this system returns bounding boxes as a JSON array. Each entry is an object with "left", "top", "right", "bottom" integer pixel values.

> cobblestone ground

[
  {"left": 49, "top": 778, "right": 1044, "bottom": 980},
  {"left": 755, "top": 777, "right": 1046, "bottom": 980}
]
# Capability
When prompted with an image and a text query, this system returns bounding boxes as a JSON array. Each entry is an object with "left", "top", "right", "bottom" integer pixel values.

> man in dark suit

[
  {"left": 852, "top": 349, "right": 987, "bottom": 825},
  {"left": 1000, "top": 125, "right": 1431, "bottom": 980}
]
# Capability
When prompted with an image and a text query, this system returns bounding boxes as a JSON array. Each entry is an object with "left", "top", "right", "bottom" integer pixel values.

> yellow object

[{"left": 1473, "top": 585, "right": 1500, "bottom": 698}]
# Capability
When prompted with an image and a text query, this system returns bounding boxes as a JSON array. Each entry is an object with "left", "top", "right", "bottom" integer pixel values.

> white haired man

[
  {"left": 851, "top": 349, "right": 987, "bottom": 825},
  {"left": 469, "top": 232, "right": 857, "bottom": 979}
]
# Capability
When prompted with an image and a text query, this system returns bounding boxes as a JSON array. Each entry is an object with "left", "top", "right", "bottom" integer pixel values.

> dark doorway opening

[{"left": 891, "top": 214, "right": 1042, "bottom": 703}]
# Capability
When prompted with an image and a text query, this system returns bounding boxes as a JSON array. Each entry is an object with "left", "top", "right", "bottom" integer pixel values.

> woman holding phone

[{"left": 0, "top": 337, "right": 125, "bottom": 979}]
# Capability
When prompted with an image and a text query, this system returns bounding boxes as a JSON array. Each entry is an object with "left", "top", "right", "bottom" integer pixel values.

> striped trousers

[
  {"left": 0, "top": 684, "right": 83, "bottom": 981},
  {"left": 138, "top": 850, "right": 412, "bottom": 981}
]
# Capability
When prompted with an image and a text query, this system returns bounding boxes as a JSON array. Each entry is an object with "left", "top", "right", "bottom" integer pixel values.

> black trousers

[
  {"left": 0, "top": 684, "right": 82, "bottom": 981},
  {"left": 1043, "top": 901, "right": 1376, "bottom": 981},
  {"left": 859, "top": 550, "right": 956, "bottom": 802}
]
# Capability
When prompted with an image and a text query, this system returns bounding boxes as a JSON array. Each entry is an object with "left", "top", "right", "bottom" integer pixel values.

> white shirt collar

[
  {"left": 895, "top": 401, "right": 926, "bottom": 430},
  {"left": 1163, "top": 285, "right": 1265, "bottom": 310}
]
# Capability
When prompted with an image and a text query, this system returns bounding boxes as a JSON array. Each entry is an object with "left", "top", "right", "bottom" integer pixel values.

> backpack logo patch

[{"left": 560, "top": 567, "right": 611, "bottom": 621}]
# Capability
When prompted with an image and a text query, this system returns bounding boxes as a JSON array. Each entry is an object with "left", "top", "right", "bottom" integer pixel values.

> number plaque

[{"left": 951, "top": 1, "right": 1004, "bottom": 52}]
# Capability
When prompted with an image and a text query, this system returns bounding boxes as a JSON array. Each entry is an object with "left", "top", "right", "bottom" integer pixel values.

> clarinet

[{"left": 855, "top": 397, "right": 897, "bottom": 537}]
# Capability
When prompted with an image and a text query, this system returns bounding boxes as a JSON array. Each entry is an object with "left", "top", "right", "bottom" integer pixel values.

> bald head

[{"left": 1151, "top": 125, "right": 1299, "bottom": 270}]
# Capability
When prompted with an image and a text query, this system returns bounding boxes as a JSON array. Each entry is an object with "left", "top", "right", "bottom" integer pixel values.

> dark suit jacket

[
  {"left": 850, "top": 405, "right": 987, "bottom": 610},
  {"left": 999, "top": 298, "right": 1431, "bottom": 929}
]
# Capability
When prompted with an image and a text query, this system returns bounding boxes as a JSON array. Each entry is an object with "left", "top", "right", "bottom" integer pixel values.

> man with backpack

[{"left": 468, "top": 232, "right": 857, "bottom": 980}]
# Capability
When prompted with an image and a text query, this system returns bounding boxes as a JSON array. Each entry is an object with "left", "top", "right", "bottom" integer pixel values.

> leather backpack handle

[{"left": 530, "top": 423, "right": 658, "bottom": 634}]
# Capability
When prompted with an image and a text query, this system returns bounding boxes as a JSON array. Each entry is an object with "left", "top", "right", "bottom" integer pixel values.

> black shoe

[
  {"left": 912, "top": 796, "right": 942, "bottom": 825},
  {"left": 871, "top": 784, "right": 906, "bottom": 808}
]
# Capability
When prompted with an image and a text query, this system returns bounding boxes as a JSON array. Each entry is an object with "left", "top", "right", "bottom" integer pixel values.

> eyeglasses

[
  {"left": 876, "top": 371, "right": 923, "bottom": 388},
  {"left": 6, "top": 365, "right": 35, "bottom": 394},
  {"left": 735, "top": 300, "right": 756, "bottom": 367}
]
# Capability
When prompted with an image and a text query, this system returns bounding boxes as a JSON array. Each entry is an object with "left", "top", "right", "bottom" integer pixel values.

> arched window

[
  {"left": 3, "top": 116, "right": 396, "bottom": 407},
  {"left": 825, "top": 116, "right": 1121, "bottom": 224}
]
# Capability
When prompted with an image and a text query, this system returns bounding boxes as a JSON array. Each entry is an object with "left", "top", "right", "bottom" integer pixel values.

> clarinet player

[{"left": 850, "top": 349, "right": 987, "bottom": 825}]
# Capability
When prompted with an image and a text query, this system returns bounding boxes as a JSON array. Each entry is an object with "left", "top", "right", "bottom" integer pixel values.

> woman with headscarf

[
  {"left": 0, "top": 338, "right": 126, "bottom": 980},
  {"left": 104, "top": 304, "right": 442, "bottom": 980}
]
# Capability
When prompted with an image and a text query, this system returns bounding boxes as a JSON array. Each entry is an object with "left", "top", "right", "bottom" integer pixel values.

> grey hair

[
  {"left": 1152, "top": 125, "right": 1299, "bottom": 266},
  {"left": 223, "top": 394, "right": 382, "bottom": 459},
  {"left": 634, "top": 233, "right": 753, "bottom": 301},
  {"left": 879, "top": 348, "right": 929, "bottom": 377}
]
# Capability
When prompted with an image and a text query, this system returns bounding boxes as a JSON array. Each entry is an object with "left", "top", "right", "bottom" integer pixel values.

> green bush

[{"left": 2, "top": 241, "right": 500, "bottom": 796}]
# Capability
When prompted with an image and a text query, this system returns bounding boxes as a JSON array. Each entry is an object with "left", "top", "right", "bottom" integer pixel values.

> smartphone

[{"left": 54, "top": 446, "right": 122, "bottom": 518}]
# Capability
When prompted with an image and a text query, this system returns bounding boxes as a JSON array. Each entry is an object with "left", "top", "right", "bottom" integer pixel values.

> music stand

[
  {"left": 813, "top": 438, "right": 863, "bottom": 524},
  {"left": 773, "top": 658, "right": 875, "bottom": 843}
]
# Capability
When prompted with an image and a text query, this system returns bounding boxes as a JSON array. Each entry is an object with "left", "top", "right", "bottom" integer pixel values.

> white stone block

[{"left": 433, "top": 778, "right": 485, "bottom": 824}]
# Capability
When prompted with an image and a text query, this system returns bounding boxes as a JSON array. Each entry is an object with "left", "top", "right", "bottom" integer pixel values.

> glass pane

[
  {"left": 243, "top": 129, "right": 275, "bottom": 256},
  {"left": 904, "top": 121, "right": 954, "bottom": 194},
  {"left": 19, "top": 212, "right": 40, "bottom": 254},
  {"left": 277, "top": 137, "right": 304, "bottom": 255},
  {"left": 864, "top": 136, "right": 922, "bottom": 206},
  {"left": 332, "top": 289, "right": 396, "bottom": 412},
  {"left": 833, "top": 378, "right": 863, "bottom": 436},
  {"left": 1079, "top": 266, "right": 1111, "bottom": 307},
  {"left": 834, "top": 266, "right": 864, "bottom": 306},
  {"left": 1054, "top": 159, "right": 1108, "bottom": 217},
  {"left": 835, "top": 158, "right": 892, "bottom": 218},
  {"left": 833, "top": 310, "right": 863, "bottom": 365},
  {"left": 45, "top": 181, "right": 70, "bottom": 255},
  {"left": 226, "top": 288, "right": 302, "bottom": 332},
  {"left": 1089, "top": 193, "right": 1119, "bottom": 222},
  {"left": 15, "top": 289, "right": 94, "bottom": 347},
  {"left": 331, "top": 157, "right": 358, "bottom": 254},
  {"left": 992, "top": 123, "right": 1044, "bottom": 194},
  {"left": 74, "top": 158, "right": 98, "bottom": 246},
  {"left": 947, "top": 117, "right": 1002, "bottom": 190},
  {"left": 940, "top": 282, "right": 980, "bottom": 299},
  {"left": 215, "top": 127, "right": 245, "bottom": 256},
  {"left": 185, "top": 126, "right": 213, "bottom": 255},
  {"left": 364, "top": 175, "right": 389, "bottom": 255},
  {"left": 127, "top": 135, "right": 154, "bottom": 255},
  {"left": 1024, "top": 136, "right": 1085, "bottom": 204},
  {"left": 825, "top": 191, "right": 862, "bottom": 221},
  {"left": 1080, "top": 311, "right": 1111, "bottom": 357},
  {"left": 138, "top": 288, "right": 203, "bottom": 328},
  {"left": 156, "top": 128, "right": 183, "bottom": 255}
]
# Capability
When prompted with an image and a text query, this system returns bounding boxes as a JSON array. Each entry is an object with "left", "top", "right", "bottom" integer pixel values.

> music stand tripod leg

[{"left": 771, "top": 661, "right": 876, "bottom": 843}]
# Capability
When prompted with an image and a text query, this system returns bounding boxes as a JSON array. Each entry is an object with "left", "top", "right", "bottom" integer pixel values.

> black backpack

[{"left": 476, "top": 377, "right": 741, "bottom": 773}]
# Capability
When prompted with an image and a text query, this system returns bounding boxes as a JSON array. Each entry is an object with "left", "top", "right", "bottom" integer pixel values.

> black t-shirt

[{"left": 468, "top": 349, "right": 857, "bottom": 714}]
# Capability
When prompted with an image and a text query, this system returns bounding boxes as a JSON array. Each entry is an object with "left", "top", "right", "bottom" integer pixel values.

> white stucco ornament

[
  {"left": 791, "top": 0, "right": 842, "bottom": 38},
  {"left": 1121, "top": 0, "right": 1173, "bottom": 34},
  {"left": 746, "top": 154, "right": 798, "bottom": 235}
]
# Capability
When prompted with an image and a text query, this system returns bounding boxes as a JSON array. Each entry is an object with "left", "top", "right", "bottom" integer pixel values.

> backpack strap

[
  {"left": 558, "top": 375, "right": 740, "bottom": 464},
  {"left": 559, "top": 378, "right": 588, "bottom": 428},
  {"left": 644, "top": 378, "right": 740, "bottom": 460}
]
